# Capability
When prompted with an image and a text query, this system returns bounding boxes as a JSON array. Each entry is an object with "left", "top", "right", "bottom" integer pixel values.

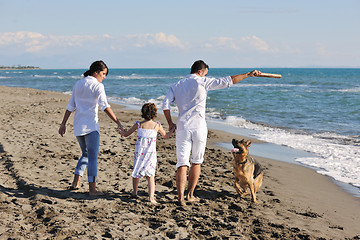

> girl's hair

[
  {"left": 190, "top": 60, "right": 209, "bottom": 74},
  {"left": 141, "top": 103, "right": 157, "bottom": 120},
  {"left": 83, "top": 60, "right": 109, "bottom": 77}
]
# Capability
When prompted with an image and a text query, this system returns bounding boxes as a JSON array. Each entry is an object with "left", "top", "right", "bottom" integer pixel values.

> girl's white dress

[{"left": 132, "top": 121, "right": 158, "bottom": 178}]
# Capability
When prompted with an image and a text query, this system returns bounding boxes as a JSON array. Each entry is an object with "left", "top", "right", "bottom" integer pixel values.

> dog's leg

[
  {"left": 240, "top": 186, "right": 249, "bottom": 197},
  {"left": 249, "top": 181, "right": 258, "bottom": 203},
  {"left": 234, "top": 180, "right": 243, "bottom": 196},
  {"left": 254, "top": 172, "right": 264, "bottom": 193}
]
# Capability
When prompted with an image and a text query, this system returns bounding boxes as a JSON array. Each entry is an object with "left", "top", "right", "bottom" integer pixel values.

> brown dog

[{"left": 231, "top": 139, "right": 263, "bottom": 203}]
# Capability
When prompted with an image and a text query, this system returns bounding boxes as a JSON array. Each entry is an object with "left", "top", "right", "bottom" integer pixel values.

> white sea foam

[
  {"left": 108, "top": 95, "right": 180, "bottom": 114},
  {"left": 33, "top": 74, "right": 71, "bottom": 79},
  {"left": 113, "top": 96, "right": 146, "bottom": 105},
  {"left": 233, "top": 83, "right": 308, "bottom": 88},
  {"left": 330, "top": 87, "right": 360, "bottom": 93},
  {"left": 114, "top": 74, "right": 182, "bottom": 80},
  {"left": 224, "top": 115, "right": 261, "bottom": 130},
  {"left": 224, "top": 115, "right": 360, "bottom": 189},
  {"left": 115, "top": 75, "right": 161, "bottom": 80},
  {"left": 123, "top": 84, "right": 158, "bottom": 87}
]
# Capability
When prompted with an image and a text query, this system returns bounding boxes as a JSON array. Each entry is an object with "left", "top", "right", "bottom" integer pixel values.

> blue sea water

[{"left": 1, "top": 68, "right": 359, "bottom": 195}]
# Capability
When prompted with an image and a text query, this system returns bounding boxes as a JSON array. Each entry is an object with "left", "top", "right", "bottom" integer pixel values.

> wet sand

[{"left": 0, "top": 85, "right": 359, "bottom": 239}]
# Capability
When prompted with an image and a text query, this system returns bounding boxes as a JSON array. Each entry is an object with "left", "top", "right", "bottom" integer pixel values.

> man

[{"left": 162, "top": 60, "right": 261, "bottom": 206}]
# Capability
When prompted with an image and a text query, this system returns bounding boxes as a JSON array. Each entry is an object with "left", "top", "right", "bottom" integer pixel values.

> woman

[{"left": 59, "top": 60, "right": 122, "bottom": 195}]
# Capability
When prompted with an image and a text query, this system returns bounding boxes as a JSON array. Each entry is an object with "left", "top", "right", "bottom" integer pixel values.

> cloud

[
  {"left": 241, "top": 36, "right": 270, "bottom": 51},
  {"left": 205, "top": 35, "right": 278, "bottom": 53},
  {"left": 1, "top": 32, "right": 276, "bottom": 54},
  {"left": 0, "top": 32, "right": 47, "bottom": 52},
  {"left": 0, "top": 31, "right": 185, "bottom": 55},
  {"left": 0, "top": 31, "right": 107, "bottom": 54},
  {"left": 126, "top": 32, "right": 185, "bottom": 48},
  {"left": 315, "top": 42, "right": 330, "bottom": 57}
]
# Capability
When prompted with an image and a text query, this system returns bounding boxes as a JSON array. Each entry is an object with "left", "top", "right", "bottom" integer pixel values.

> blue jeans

[{"left": 74, "top": 131, "right": 100, "bottom": 182}]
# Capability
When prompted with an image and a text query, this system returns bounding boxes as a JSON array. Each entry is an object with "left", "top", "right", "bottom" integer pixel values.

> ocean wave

[
  {"left": 3, "top": 71, "right": 23, "bottom": 74},
  {"left": 223, "top": 115, "right": 360, "bottom": 189},
  {"left": 233, "top": 83, "right": 309, "bottom": 88},
  {"left": 108, "top": 96, "right": 179, "bottom": 114},
  {"left": 121, "top": 84, "right": 158, "bottom": 87},
  {"left": 32, "top": 74, "right": 76, "bottom": 79},
  {"left": 330, "top": 87, "right": 360, "bottom": 93},
  {"left": 224, "top": 115, "right": 262, "bottom": 130},
  {"left": 110, "top": 96, "right": 146, "bottom": 106},
  {"left": 114, "top": 74, "right": 182, "bottom": 80}
]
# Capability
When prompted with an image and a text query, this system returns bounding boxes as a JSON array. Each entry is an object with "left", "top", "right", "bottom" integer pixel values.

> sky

[{"left": 0, "top": 0, "right": 359, "bottom": 69}]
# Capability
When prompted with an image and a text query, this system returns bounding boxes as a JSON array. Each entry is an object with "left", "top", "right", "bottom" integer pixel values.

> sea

[{"left": 1, "top": 68, "right": 359, "bottom": 197}]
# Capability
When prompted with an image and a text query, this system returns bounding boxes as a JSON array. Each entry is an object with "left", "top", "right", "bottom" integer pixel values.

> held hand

[
  {"left": 59, "top": 124, "right": 66, "bottom": 137},
  {"left": 117, "top": 124, "right": 124, "bottom": 131},
  {"left": 171, "top": 125, "right": 176, "bottom": 133},
  {"left": 169, "top": 123, "right": 176, "bottom": 132},
  {"left": 249, "top": 70, "right": 262, "bottom": 77},
  {"left": 117, "top": 127, "right": 126, "bottom": 136}
]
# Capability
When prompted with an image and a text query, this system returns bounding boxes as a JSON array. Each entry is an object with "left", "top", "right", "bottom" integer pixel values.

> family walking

[{"left": 59, "top": 60, "right": 260, "bottom": 205}]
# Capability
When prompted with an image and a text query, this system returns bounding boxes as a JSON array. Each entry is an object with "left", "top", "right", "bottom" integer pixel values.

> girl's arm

[
  {"left": 158, "top": 123, "right": 175, "bottom": 139},
  {"left": 119, "top": 123, "right": 138, "bottom": 137}
]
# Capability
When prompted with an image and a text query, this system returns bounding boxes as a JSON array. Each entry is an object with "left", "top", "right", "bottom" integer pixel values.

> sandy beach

[{"left": 0, "top": 85, "right": 359, "bottom": 240}]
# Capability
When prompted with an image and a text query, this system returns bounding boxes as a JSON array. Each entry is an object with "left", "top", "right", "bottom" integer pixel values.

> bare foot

[
  {"left": 178, "top": 200, "right": 186, "bottom": 206},
  {"left": 150, "top": 199, "right": 158, "bottom": 205},
  {"left": 130, "top": 191, "right": 138, "bottom": 198},
  {"left": 69, "top": 185, "right": 80, "bottom": 191},
  {"left": 186, "top": 195, "right": 200, "bottom": 203},
  {"left": 89, "top": 191, "right": 105, "bottom": 196}
]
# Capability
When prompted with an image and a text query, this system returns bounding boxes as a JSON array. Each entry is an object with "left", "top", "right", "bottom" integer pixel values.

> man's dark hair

[{"left": 190, "top": 60, "right": 209, "bottom": 74}]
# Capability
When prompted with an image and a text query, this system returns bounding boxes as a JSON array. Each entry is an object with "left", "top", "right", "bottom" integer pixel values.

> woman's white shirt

[{"left": 67, "top": 76, "right": 110, "bottom": 136}]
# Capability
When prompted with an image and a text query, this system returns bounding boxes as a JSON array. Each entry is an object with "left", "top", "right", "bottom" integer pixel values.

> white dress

[{"left": 132, "top": 121, "right": 158, "bottom": 178}]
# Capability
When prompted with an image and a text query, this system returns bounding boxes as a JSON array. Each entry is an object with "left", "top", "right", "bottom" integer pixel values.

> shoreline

[
  {"left": 0, "top": 85, "right": 359, "bottom": 239},
  {"left": 0, "top": 67, "right": 40, "bottom": 70}
]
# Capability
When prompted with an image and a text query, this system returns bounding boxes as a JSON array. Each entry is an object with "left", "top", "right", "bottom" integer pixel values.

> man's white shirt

[{"left": 162, "top": 74, "right": 233, "bottom": 130}]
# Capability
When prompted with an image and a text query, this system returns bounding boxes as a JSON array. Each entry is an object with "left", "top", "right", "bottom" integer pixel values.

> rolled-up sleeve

[
  {"left": 162, "top": 86, "right": 175, "bottom": 110},
  {"left": 205, "top": 76, "right": 233, "bottom": 91}
]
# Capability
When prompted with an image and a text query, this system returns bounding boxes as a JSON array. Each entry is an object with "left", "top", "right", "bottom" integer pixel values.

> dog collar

[{"left": 238, "top": 159, "right": 248, "bottom": 165}]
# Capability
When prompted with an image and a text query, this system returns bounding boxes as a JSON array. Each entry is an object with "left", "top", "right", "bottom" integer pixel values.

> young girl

[{"left": 119, "top": 103, "right": 174, "bottom": 204}]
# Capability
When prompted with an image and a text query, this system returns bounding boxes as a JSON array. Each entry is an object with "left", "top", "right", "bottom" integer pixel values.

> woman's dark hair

[
  {"left": 83, "top": 60, "right": 109, "bottom": 77},
  {"left": 141, "top": 103, "right": 157, "bottom": 121},
  {"left": 190, "top": 60, "right": 209, "bottom": 74}
]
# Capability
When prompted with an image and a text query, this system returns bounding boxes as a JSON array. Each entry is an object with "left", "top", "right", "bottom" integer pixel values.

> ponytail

[{"left": 83, "top": 70, "right": 91, "bottom": 77}]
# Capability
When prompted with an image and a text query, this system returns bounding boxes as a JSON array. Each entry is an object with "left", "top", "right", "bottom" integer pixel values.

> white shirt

[
  {"left": 67, "top": 76, "right": 110, "bottom": 136},
  {"left": 162, "top": 74, "right": 233, "bottom": 130}
]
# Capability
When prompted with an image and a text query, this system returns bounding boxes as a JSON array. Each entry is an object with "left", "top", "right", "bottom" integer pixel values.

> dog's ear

[
  {"left": 245, "top": 140, "right": 252, "bottom": 148},
  {"left": 232, "top": 139, "right": 237, "bottom": 147}
]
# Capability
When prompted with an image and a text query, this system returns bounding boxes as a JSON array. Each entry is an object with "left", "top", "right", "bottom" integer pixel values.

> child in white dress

[{"left": 119, "top": 103, "right": 174, "bottom": 204}]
